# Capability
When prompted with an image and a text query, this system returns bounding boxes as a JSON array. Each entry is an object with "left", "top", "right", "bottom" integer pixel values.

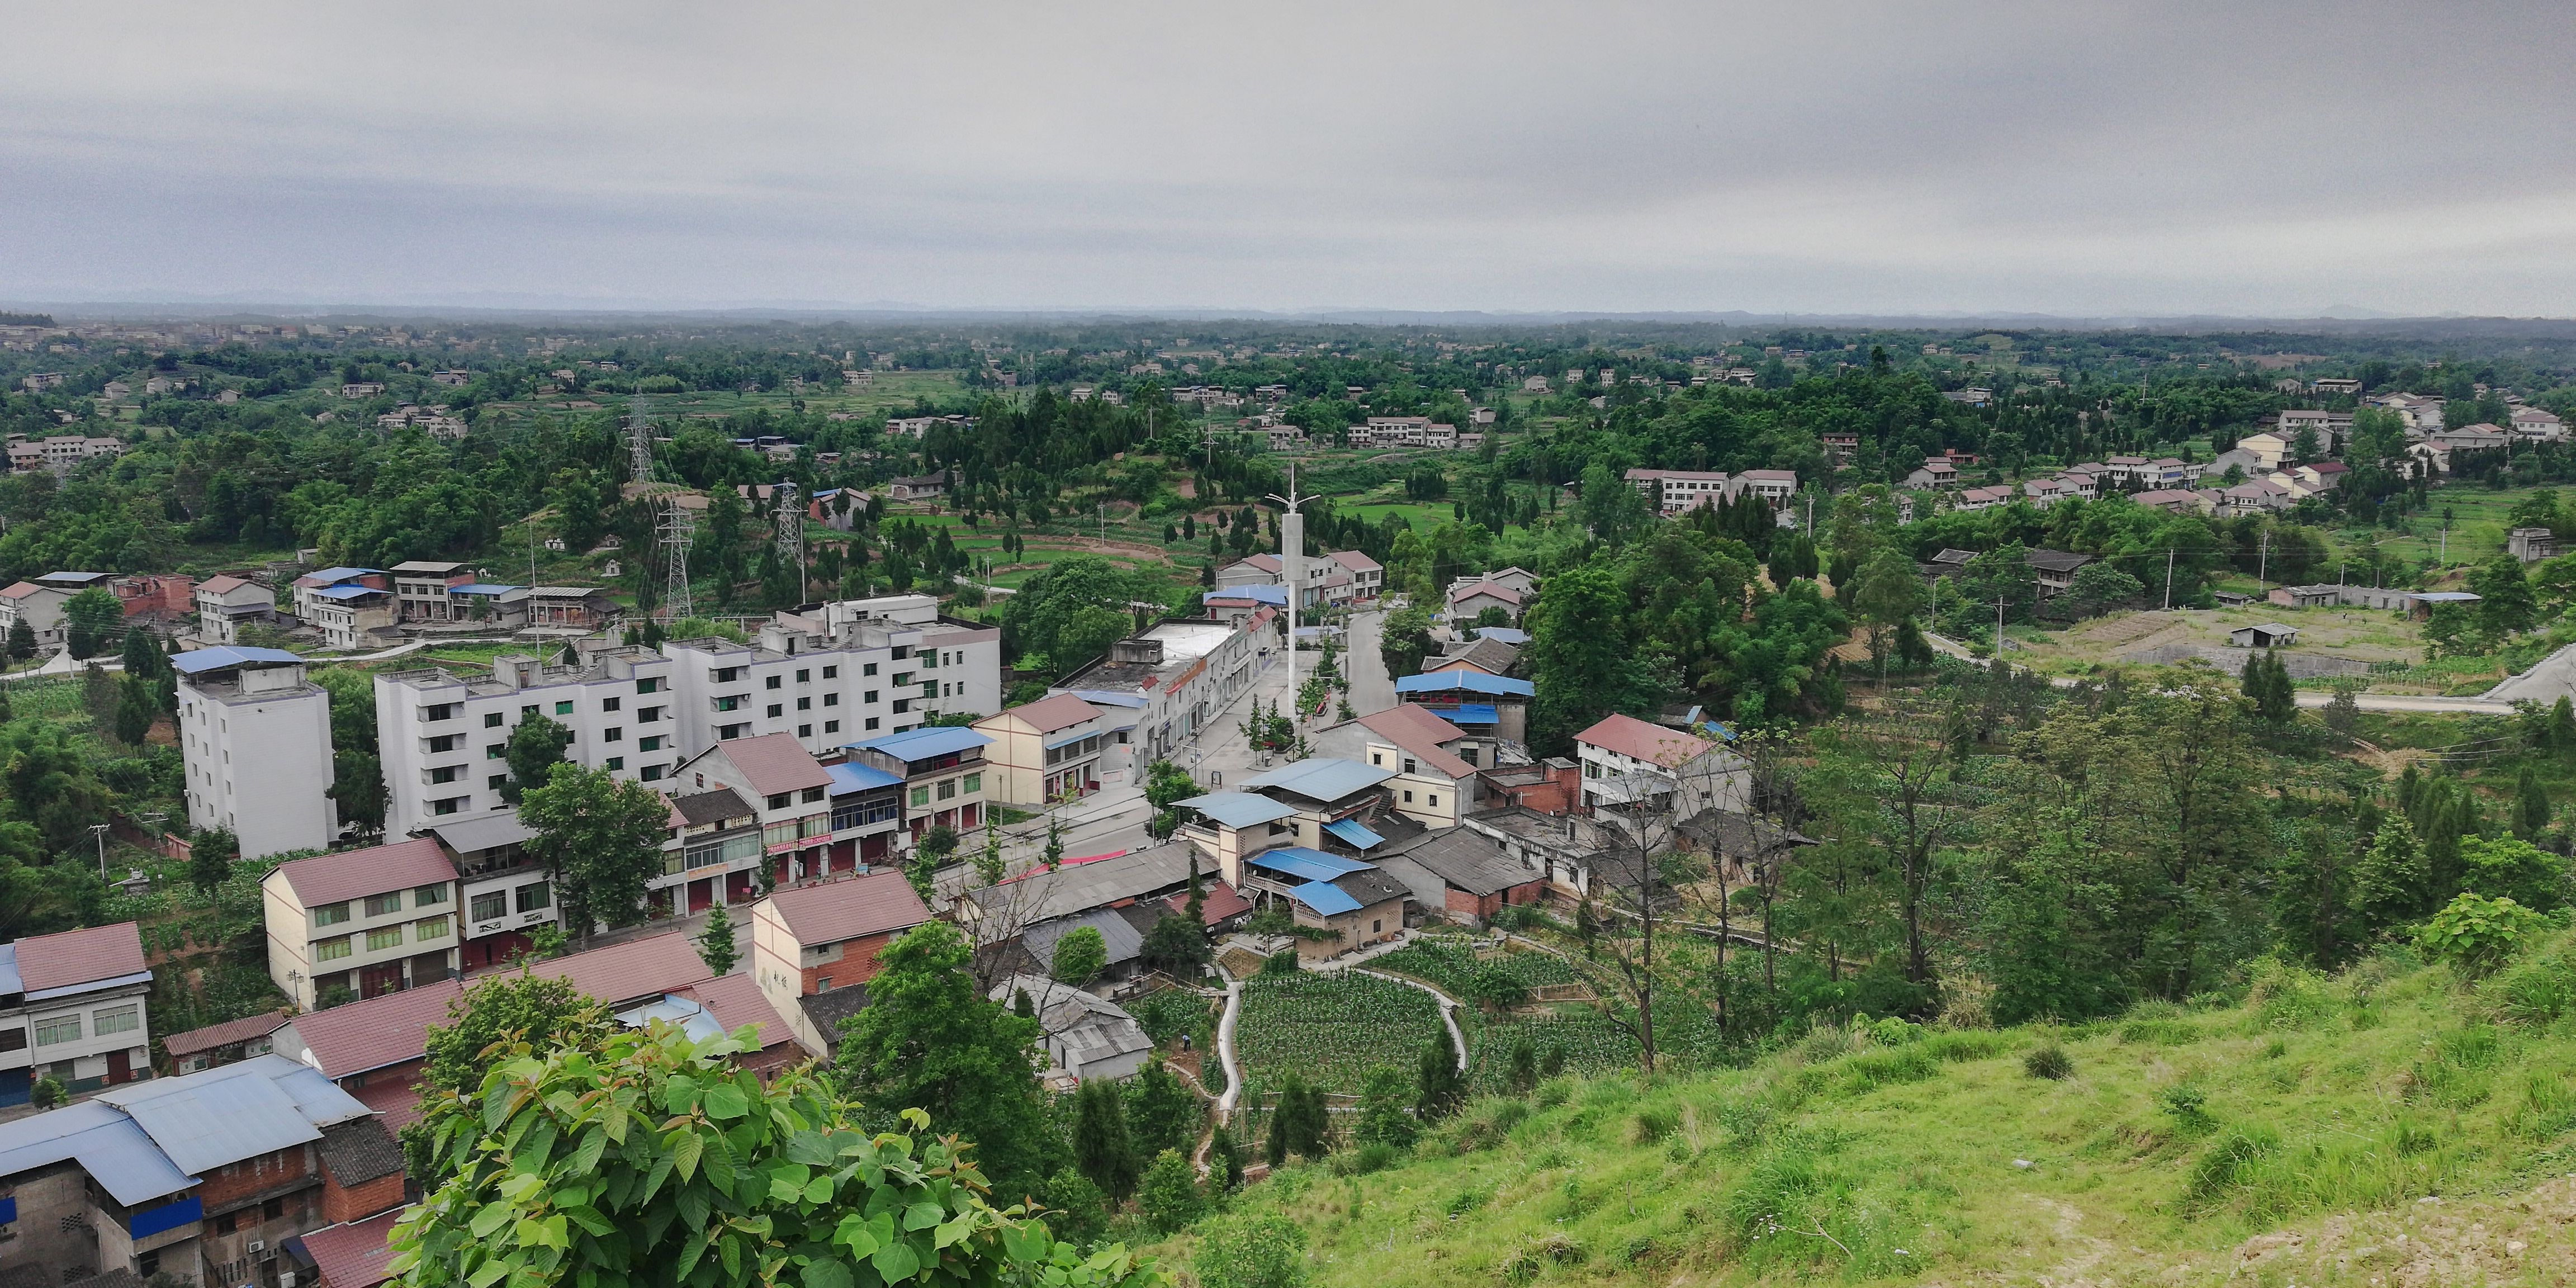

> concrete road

[{"left": 1342, "top": 608, "right": 1394, "bottom": 716}]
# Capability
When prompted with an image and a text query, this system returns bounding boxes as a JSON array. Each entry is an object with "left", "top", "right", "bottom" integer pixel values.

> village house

[
  {"left": 1574, "top": 713, "right": 1749, "bottom": 817},
  {"left": 1, "top": 923, "right": 155, "bottom": 1102},
  {"left": 973, "top": 693, "right": 1110, "bottom": 808},
  {"left": 747, "top": 870, "right": 934, "bottom": 1055},
  {"left": 260, "top": 840, "right": 458, "bottom": 1010}
]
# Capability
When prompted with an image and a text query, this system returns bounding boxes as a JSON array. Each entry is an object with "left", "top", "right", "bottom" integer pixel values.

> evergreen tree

[
  {"left": 1123, "top": 1058, "right": 1203, "bottom": 1161},
  {"left": 1070, "top": 1077, "right": 1140, "bottom": 1201},
  {"left": 2515, "top": 767, "right": 2553, "bottom": 840},
  {"left": 1134, "top": 1150, "right": 1202, "bottom": 1234},
  {"left": 1353, "top": 1066, "right": 1418, "bottom": 1148},
  {"left": 696, "top": 904, "right": 738, "bottom": 974},
  {"left": 7, "top": 617, "right": 34, "bottom": 664},
  {"left": 2355, "top": 814, "right": 2429, "bottom": 932},
  {"left": 1012, "top": 986, "right": 1035, "bottom": 1019},
  {"left": 189, "top": 826, "right": 238, "bottom": 897},
  {"left": 1414, "top": 1035, "right": 1465, "bottom": 1121},
  {"left": 112, "top": 675, "right": 155, "bottom": 745},
  {"left": 501, "top": 713, "right": 575, "bottom": 804}
]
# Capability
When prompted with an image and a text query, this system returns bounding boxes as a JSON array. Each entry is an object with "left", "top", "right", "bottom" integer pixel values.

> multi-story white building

[
  {"left": 260, "top": 838, "right": 458, "bottom": 1008},
  {"left": 190, "top": 575, "right": 274, "bottom": 645},
  {"left": 374, "top": 645, "right": 677, "bottom": 838},
  {"left": 1055, "top": 618, "right": 1261, "bottom": 780},
  {"left": 175, "top": 646, "right": 337, "bottom": 859},
  {"left": 660, "top": 594, "right": 1002, "bottom": 760},
  {"left": 0, "top": 922, "right": 155, "bottom": 1101}
]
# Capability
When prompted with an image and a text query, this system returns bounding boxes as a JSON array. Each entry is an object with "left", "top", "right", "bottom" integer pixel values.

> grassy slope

[{"left": 1162, "top": 946, "right": 2576, "bottom": 1286}]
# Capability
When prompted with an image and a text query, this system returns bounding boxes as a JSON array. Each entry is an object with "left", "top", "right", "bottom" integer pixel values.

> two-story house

[
  {"left": 1573, "top": 713, "right": 1749, "bottom": 817},
  {"left": 0, "top": 922, "right": 154, "bottom": 1102},
  {"left": 261, "top": 840, "right": 458, "bottom": 1009},
  {"left": 671, "top": 733, "right": 837, "bottom": 886},
  {"left": 191, "top": 575, "right": 275, "bottom": 645},
  {"left": 841, "top": 726, "right": 991, "bottom": 842},
  {"left": 420, "top": 811, "right": 557, "bottom": 970},
  {"left": 1318, "top": 704, "right": 1490, "bottom": 830},
  {"left": 656, "top": 785, "right": 765, "bottom": 916},
  {"left": 972, "top": 693, "right": 1110, "bottom": 808},
  {"left": 748, "top": 872, "right": 933, "bottom": 1055},
  {"left": 386, "top": 561, "right": 473, "bottom": 623}
]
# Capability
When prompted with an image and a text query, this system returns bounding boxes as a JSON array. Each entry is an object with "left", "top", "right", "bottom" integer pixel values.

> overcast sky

[{"left": 4, "top": 3, "right": 2571, "bottom": 318}]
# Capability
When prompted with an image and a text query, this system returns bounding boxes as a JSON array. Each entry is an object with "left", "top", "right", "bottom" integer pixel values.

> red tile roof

[
  {"left": 160, "top": 1008, "right": 290, "bottom": 1057},
  {"left": 15, "top": 921, "right": 149, "bottom": 992},
  {"left": 1355, "top": 704, "right": 1476, "bottom": 778},
  {"left": 1446, "top": 581, "right": 1523, "bottom": 607},
  {"left": 198, "top": 575, "right": 251, "bottom": 594},
  {"left": 760, "top": 870, "right": 932, "bottom": 949},
  {"left": 991, "top": 692, "right": 1098, "bottom": 735},
  {"left": 530, "top": 930, "right": 712, "bottom": 1009},
  {"left": 674, "top": 974, "right": 794, "bottom": 1051},
  {"left": 1327, "top": 550, "right": 1383, "bottom": 574},
  {"left": 709, "top": 733, "right": 832, "bottom": 797},
  {"left": 301, "top": 1206, "right": 407, "bottom": 1288},
  {"left": 286, "top": 979, "right": 464, "bottom": 1078},
  {"left": 1164, "top": 880, "right": 1253, "bottom": 926},
  {"left": 269, "top": 838, "right": 456, "bottom": 908},
  {"left": 1575, "top": 712, "right": 1720, "bottom": 769}
]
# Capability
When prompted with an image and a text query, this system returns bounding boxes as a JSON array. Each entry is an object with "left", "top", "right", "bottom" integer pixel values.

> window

[
  {"left": 554, "top": 700, "right": 574, "bottom": 716},
  {"left": 642, "top": 764, "right": 666, "bottom": 782},
  {"left": 1403, "top": 789, "right": 1414, "bottom": 803},
  {"left": 93, "top": 1005, "right": 138, "bottom": 1036},
  {"left": 1461, "top": 748, "right": 1479, "bottom": 766},
  {"left": 484, "top": 712, "right": 504, "bottom": 728},
  {"left": 1584, "top": 761, "right": 1600, "bottom": 779},
  {"left": 414, "top": 917, "right": 449, "bottom": 940},
  {"left": 824, "top": 720, "right": 839, "bottom": 733},
  {"left": 604, "top": 727, "right": 623, "bottom": 742},
  {"left": 798, "top": 724, "right": 812, "bottom": 738},
  {"left": 1372, "top": 919, "right": 1383, "bottom": 934},
  {"left": 429, "top": 764, "right": 462, "bottom": 784},
  {"left": 604, "top": 757, "right": 623, "bottom": 771},
  {"left": 764, "top": 821, "right": 798, "bottom": 847},
  {"left": 822, "top": 665, "right": 838, "bottom": 679},
  {"left": 413, "top": 883, "right": 447, "bottom": 905},
  {"left": 516, "top": 882, "right": 551, "bottom": 912},
  {"left": 637, "top": 677, "right": 661, "bottom": 694},
  {"left": 1370, "top": 752, "right": 1382, "bottom": 765},
  {"left": 427, "top": 733, "right": 461, "bottom": 754},
  {"left": 432, "top": 796, "right": 465, "bottom": 816},
  {"left": 863, "top": 662, "right": 878, "bottom": 676},
  {"left": 489, "top": 774, "right": 509, "bottom": 790},
  {"left": 893, "top": 671, "right": 913, "bottom": 686},
  {"left": 0, "top": 1026, "right": 24, "bottom": 1052},
  {"left": 910, "top": 785, "right": 930, "bottom": 807},
  {"left": 866, "top": 717, "right": 881, "bottom": 731},
  {"left": 864, "top": 690, "right": 880, "bottom": 704},
  {"left": 719, "top": 723, "right": 747, "bottom": 740},
  {"left": 520, "top": 705, "right": 537, "bottom": 718},
  {"left": 714, "top": 666, "right": 743, "bottom": 683},
  {"left": 713, "top": 695, "right": 742, "bottom": 712},
  {"left": 796, "top": 696, "right": 811, "bottom": 711},
  {"left": 765, "top": 675, "right": 782, "bottom": 690},
  {"left": 314, "top": 901, "right": 351, "bottom": 926},
  {"left": 640, "top": 735, "right": 662, "bottom": 751},
  {"left": 920, "top": 651, "right": 939, "bottom": 670},
  {"left": 35, "top": 1015, "right": 80, "bottom": 1045},
  {"left": 471, "top": 891, "right": 506, "bottom": 921},
  {"left": 1402, "top": 757, "right": 1417, "bottom": 774},
  {"left": 766, "top": 793, "right": 790, "bottom": 809},
  {"left": 262, "top": 1197, "right": 285, "bottom": 1221},
  {"left": 795, "top": 785, "right": 823, "bottom": 804},
  {"left": 424, "top": 703, "right": 456, "bottom": 721},
  {"left": 937, "top": 778, "right": 956, "bottom": 801},
  {"left": 216, "top": 1213, "right": 238, "bottom": 1235},
  {"left": 365, "top": 892, "right": 402, "bottom": 917},
  {"left": 1428, "top": 794, "right": 1439, "bottom": 807},
  {"left": 639, "top": 705, "right": 663, "bottom": 722},
  {"left": 486, "top": 743, "right": 506, "bottom": 759},
  {"left": 315, "top": 936, "right": 352, "bottom": 962},
  {"left": 921, "top": 681, "right": 939, "bottom": 699},
  {"left": 602, "top": 696, "right": 621, "bottom": 712},
  {"left": 892, "top": 699, "right": 911, "bottom": 714},
  {"left": 962, "top": 773, "right": 981, "bottom": 793},
  {"left": 892, "top": 646, "right": 911, "bottom": 660},
  {"left": 366, "top": 926, "right": 404, "bottom": 951},
  {"left": 822, "top": 692, "right": 839, "bottom": 707},
  {"left": 766, "top": 704, "right": 783, "bottom": 718}
]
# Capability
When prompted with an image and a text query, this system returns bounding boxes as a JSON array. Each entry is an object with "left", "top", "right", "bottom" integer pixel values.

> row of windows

[
  {"left": 312, "top": 884, "right": 448, "bottom": 926},
  {"left": 313, "top": 917, "right": 451, "bottom": 958},
  {"left": 468, "top": 883, "right": 551, "bottom": 921},
  {"left": 908, "top": 773, "right": 982, "bottom": 807},
  {"left": 30, "top": 1003, "right": 140, "bottom": 1046},
  {"left": 1044, "top": 733, "right": 1105, "bottom": 766},
  {"left": 763, "top": 664, "right": 851, "bottom": 688}
]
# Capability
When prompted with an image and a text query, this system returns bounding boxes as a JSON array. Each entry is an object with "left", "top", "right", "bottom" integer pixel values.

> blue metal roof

[
  {"left": 844, "top": 726, "right": 992, "bottom": 760},
  {"left": 1205, "top": 584, "right": 1290, "bottom": 607},
  {"left": 1431, "top": 702, "right": 1500, "bottom": 724},
  {"left": 1288, "top": 880, "right": 1363, "bottom": 916},
  {"left": 1321, "top": 817, "right": 1385, "bottom": 850},
  {"left": 1240, "top": 757, "right": 1395, "bottom": 802},
  {"left": 1175, "top": 791, "right": 1298, "bottom": 829},
  {"left": 311, "top": 583, "right": 386, "bottom": 600},
  {"left": 1472, "top": 626, "right": 1529, "bottom": 645},
  {"left": 0, "top": 1104, "right": 194, "bottom": 1206},
  {"left": 617, "top": 994, "right": 727, "bottom": 1044},
  {"left": 302, "top": 566, "right": 380, "bottom": 583},
  {"left": 170, "top": 646, "right": 303, "bottom": 675},
  {"left": 1066, "top": 689, "right": 1150, "bottom": 709},
  {"left": 1249, "top": 846, "right": 1372, "bottom": 883},
  {"left": 826, "top": 761, "right": 903, "bottom": 793},
  {"left": 96, "top": 1055, "right": 364, "bottom": 1177},
  {"left": 1396, "top": 671, "right": 1535, "bottom": 698},
  {"left": 2412, "top": 591, "right": 2482, "bottom": 602},
  {"left": 449, "top": 583, "right": 519, "bottom": 596},
  {"left": 39, "top": 571, "right": 111, "bottom": 584}
]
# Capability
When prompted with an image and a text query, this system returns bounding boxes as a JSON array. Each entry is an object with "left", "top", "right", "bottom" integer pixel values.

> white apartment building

[
  {"left": 375, "top": 645, "right": 678, "bottom": 838},
  {"left": 175, "top": 646, "right": 337, "bottom": 859},
  {"left": 660, "top": 594, "right": 1002, "bottom": 761},
  {"left": 1055, "top": 618, "right": 1261, "bottom": 782},
  {"left": 0, "top": 922, "right": 155, "bottom": 1099},
  {"left": 261, "top": 839, "right": 459, "bottom": 1009}
]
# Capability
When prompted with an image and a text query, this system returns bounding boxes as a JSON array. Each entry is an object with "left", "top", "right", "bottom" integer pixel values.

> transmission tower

[
  {"left": 659, "top": 493, "right": 694, "bottom": 621},
  {"left": 773, "top": 482, "right": 805, "bottom": 604},
  {"left": 626, "top": 396, "right": 656, "bottom": 486}
]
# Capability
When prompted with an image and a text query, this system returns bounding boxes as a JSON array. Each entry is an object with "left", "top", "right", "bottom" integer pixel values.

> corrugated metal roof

[
  {"left": 424, "top": 809, "right": 535, "bottom": 855},
  {"left": 0, "top": 1103, "right": 195, "bottom": 1206},
  {"left": 843, "top": 725, "right": 992, "bottom": 761},
  {"left": 1021, "top": 907, "right": 1145, "bottom": 970},
  {"left": 1174, "top": 791, "right": 1297, "bottom": 829},
  {"left": 95, "top": 1057, "right": 353, "bottom": 1175},
  {"left": 1434, "top": 702, "right": 1500, "bottom": 724},
  {"left": 311, "top": 584, "right": 385, "bottom": 600},
  {"left": 1395, "top": 671, "right": 1535, "bottom": 698},
  {"left": 169, "top": 646, "right": 304, "bottom": 675},
  {"left": 826, "top": 762, "right": 902, "bottom": 793},
  {"left": 1240, "top": 757, "right": 1395, "bottom": 802},
  {"left": 1248, "top": 847, "right": 1372, "bottom": 883},
  {"left": 1321, "top": 817, "right": 1385, "bottom": 850},
  {"left": 1289, "top": 880, "right": 1362, "bottom": 916}
]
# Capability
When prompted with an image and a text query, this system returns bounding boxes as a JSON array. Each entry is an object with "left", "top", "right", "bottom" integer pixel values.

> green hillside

[{"left": 1165, "top": 942, "right": 2576, "bottom": 1286}]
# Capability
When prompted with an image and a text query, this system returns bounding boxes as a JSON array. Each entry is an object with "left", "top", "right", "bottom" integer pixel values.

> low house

[
  {"left": 1574, "top": 713, "right": 1748, "bottom": 817},
  {"left": 524, "top": 586, "right": 619, "bottom": 631},
  {"left": 611, "top": 974, "right": 803, "bottom": 1077},
  {"left": 0, "top": 572, "right": 109, "bottom": 649},
  {"left": 1394, "top": 671, "right": 1534, "bottom": 745},
  {"left": 159, "top": 1010, "right": 289, "bottom": 1075},
  {"left": 2511, "top": 527, "right": 2560, "bottom": 563},
  {"left": 2408, "top": 590, "right": 2482, "bottom": 620},
  {"left": 973, "top": 693, "right": 1111, "bottom": 808},
  {"left": 887, "top": 470, "right": 950, "bottom": 503},
  {"left": 1904, "top": 458, "right": 1959, "bottom": 490},
  {"left": 2024, "top": 549, "right": 2095, "bottom": 593},
  {"left": 2132, "top": 488, "right": 2204, "bottom": 513},
  {"left": 1375, "top": 826, "right": 1547, "bottom": 926},
  {"left": 842, "top": 725, "right": 992, "bottom": 842},
  {"left": 1429, "top": 634, "right": 1519, "bottom": 678},
  {"left": 1445, "top": 580, "right": 1524, "bottom": 624},
  {"left": 749, "top": 870, "right": 934, "bottom": 1054},
  {"left": 1952, "top": 485, "right": 2015, "bottom": 512},
  {"left": 1171, "top": 792, "right": 1301, "bottom": 878},
  {"left": 986, "top": 976, "right": 1153, "bottom": 1082},
  {"left": 1326, "top": 550, "right": 1385, "bottom": 599},
  {"left": 1, "top": 923, "right": 155, "bottom": 1102},
  {"left": 1224, "top": 758, "right": 1400, "bottom": 878},
  {"left": 1317, "top": 704, "right": 1490, "bottom": 831},
  {"left": 2269, "top": 585, "right": 2341, "bottom": 609},
  {"left": 1235, "top": 848, "right": 1410, "bottom": 960},
  {"left": 2231, "top": 623, "right": 2299, "bottom": 648},
  {"left": 299, "top": 1205, "right": 408, "bottom": 1288},
  {"left": 192, "top": 575, "right": 274, "bottom": 645}
]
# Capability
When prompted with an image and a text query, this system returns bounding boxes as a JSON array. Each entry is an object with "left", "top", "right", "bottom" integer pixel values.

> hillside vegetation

[{"left": 1166, "top": 940, "right": 2576, "bottom": 1286}]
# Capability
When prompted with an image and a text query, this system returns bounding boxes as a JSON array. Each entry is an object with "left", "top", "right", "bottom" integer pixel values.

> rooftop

[
  {"left": 1353, "top": 704, "right": 1476, "bottom": 778},
  {"left": 761, "top": 870, "right": 932, "bottom": 948},
  {"left": 1240, "top": 756, "right": 1397, "bottom": 803},
  {"left": 1395, "top": 671, "right": 1535, "bottom": 698},
  {"left": 160, "top": 1008, "right": 291, "bottom": 1058},
  {"left": 844, "top": 724, "right": 992, "bottom": 762},
  {"left": 424, "top": 809, "right": 536, "bottom": 855},
  {"left": 298, "top": 1207, "right": 407, "bottom": 1288},
  {"left": 6, "top": 921, "right": 149, "bottom": 996},
  {"left": 1575, "top": 712, "right": 1721, "bottom": 768},
  {"left": 986, "top": 692, "right": 1099, "bottom": 735},
  {"left": 670, "top": 787, "right": 756, "bottom": 828},
  {"left": 269, "top": 837, "right": 456, "bottom": 908},
  {"left": 170, "top": 645, "right": 302, "bottom": 675},
  {"left": 968, "top": 841, "right": 1205, "bottom": 929},
  {"left": 708, "top": 732, "right": 833, "bottom": 796},
  {"left": 1175, "top": 790, "right": 1299, "bottom": 829}
]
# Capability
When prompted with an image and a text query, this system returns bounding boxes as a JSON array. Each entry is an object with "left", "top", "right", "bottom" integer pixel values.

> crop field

[
  {"left": 1462, "top": 1006, "right": 1640, "bottom": 1094},
  {"left": 1368, "top": 936, "right": 1580, "bottom": 1000},
  {"left": 1234, "top": 970, "right": 1446, "bottom": 1094}
]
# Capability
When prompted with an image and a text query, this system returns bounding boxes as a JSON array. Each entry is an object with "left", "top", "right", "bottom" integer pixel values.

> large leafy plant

[{"left": 390, "top": 1021, "right": 1156, "bottom": 1288}]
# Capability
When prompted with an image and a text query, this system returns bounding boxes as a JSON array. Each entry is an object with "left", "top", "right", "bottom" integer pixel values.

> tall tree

[
  {"left": 502, "top": 713, "right": 575, "bottom": 803},
  {"left": 1071, "top": 1077, "right": 1140, "bottom": 1201},
  {"left": 697, "top": 903, "right": 739, "bottom": 974},
  {"left": 519, "top": 763, "right": 670, "bottom": 948}
]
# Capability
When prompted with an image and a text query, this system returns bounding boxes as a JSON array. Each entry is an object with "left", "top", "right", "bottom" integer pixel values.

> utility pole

[
  {"left": 2164, "top": 548, "right": 2175, "bottom": 611},
  {"left": 2257, "top": 529, "right": 2270, "bottom": 594},
  {"left": 89, "top": 822, "right": 109, "bottom": 882}
]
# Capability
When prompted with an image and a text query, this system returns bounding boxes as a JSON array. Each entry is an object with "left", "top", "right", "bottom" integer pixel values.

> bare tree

[{"left": 1583, "top": 759, "right": 1731, "bottom": 1074}]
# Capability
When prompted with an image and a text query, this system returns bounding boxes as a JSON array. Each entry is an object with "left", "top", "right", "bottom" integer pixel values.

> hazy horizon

[{"left": 8, "top": 3, "right": 2573, "bottom": 319}]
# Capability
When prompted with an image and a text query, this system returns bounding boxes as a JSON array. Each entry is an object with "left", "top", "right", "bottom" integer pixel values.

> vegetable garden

[
  {"left": 1367, "top": 934, "right": 1580, "bottom": 1001},
  {"left": 1234, "top": 970, "right": 1445, "bottom": 1094}
]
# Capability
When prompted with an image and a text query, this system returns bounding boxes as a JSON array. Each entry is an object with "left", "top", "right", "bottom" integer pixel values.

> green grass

[{"left": 1167, "top": 946, "right": 2576, "bottom": 1286}]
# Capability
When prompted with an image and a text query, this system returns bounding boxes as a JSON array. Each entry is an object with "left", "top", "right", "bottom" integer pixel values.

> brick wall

[
  {"left": 320, "top": 1167, "right": 405, "bottom": 1225},
  {"left": 801, "top": 931, "right": 898, "bottom": 993},
  {"left": 198, "top": 1145, "right": 311, "bottom": 1209}
]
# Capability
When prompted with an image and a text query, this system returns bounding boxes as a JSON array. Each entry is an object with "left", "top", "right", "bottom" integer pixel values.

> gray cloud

[{"left": 3, "top": 2, "right": 2572, "bottom": 315}]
